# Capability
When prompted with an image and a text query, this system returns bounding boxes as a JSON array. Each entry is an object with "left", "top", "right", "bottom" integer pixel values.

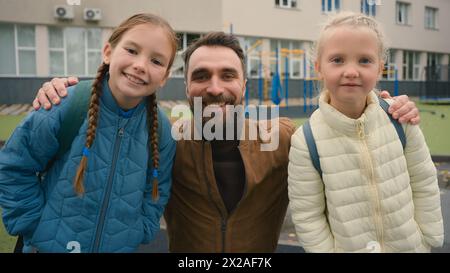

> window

[
  {"left": 424, "top": 7, "right": 438, "bottom": 29},
  {"left": 0, "top": 23, "right": 36, "bottom": 76},
  {"left": 248, "top": 57, "right": 261, "bottom": 78},
  {"left": 427, "top": 53, "right": 441, "bottom": 67},
  {"left": 322, "top": 0, "right": 340, "bottom": 13},
  {"left": 245, "top": 37, "right": 263, "bottom": 78},
  {"left": 396, "top": 2, "right": 410, "bottom": 25},
  {"left": 361, "top": 0, "right": 376, "bottom": 16},
  {"left": 383, "top": 50, "right": 397, "bottom": 80},
  {"left": 290, "top": 41, "right": 303, "bottom": 78},
  {"left": 403, "top": 51, "right": 420, "bottom": 80},
  {"left": 48, "top": 27, "right": 102, "bottom": 76},
  {"left": 186, "top": 33, "right": 201, "bottom": 47},
  {"left": 270, "top": 39, "right": 304, "bottom": 79},
  {"left": 426, "top": 53, "right": 442, "bottom": 81},
  {"left": 171, "top": 33, "right": 202, "bottom": 77},
  {"left": 270, "top": 40, "right": 282, "bottom": 77},
  {"left": 275, "top": 0, "right": 297, "bottom": 9}
]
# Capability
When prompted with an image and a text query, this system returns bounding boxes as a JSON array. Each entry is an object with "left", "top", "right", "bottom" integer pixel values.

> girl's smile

[{"left": 122, "top": 72, "right": 149, "bottom": 86}]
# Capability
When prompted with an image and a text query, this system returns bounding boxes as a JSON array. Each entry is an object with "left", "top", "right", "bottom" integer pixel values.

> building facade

[{"left": 0, "top": 0, "right": 449, "bottom": 103}]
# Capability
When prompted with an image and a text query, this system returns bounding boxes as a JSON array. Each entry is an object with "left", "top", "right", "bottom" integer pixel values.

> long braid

[
  {"left": 74, "top": 63, "right": 109, "bottom": 196},
  {"left": 147, "top": 94, "right": 160, "bottom": 201}
]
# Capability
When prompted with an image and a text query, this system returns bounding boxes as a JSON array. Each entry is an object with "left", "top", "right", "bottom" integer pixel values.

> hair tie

[
  {"left": 152, "top": 169, "right": 158, "bottom": 178},
  {"left": 82, "top": 147, "right": 90, "bottom": 157}
]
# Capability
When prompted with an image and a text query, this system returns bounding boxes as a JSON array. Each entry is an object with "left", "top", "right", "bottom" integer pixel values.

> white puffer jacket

[{"left": 288, "top": 90, "right": 444, "bottom": 253}]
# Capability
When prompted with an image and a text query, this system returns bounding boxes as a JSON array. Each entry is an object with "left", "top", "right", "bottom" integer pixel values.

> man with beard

[
  {"left": 31, "top": 32, "right": 421, "bottom": 253},
  {"left": 165, "top": 32, "right": 296, "bottom": 252}
]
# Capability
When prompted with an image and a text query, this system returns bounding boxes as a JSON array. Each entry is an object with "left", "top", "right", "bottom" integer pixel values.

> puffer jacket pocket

[
  {"left": 415, "top": 221, "right": 431, "bottom": 252},
  {"left": 129, "top": 216, "right": 146, "bottom": 249}
]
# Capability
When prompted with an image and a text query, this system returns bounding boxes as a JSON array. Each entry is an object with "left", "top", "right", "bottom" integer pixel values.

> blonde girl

[
  {"left": 0, "top": 13, "right": 178, "bottom": 252},
  {"left": 288, "top": 12, "right": 443, "bottom": 253}
]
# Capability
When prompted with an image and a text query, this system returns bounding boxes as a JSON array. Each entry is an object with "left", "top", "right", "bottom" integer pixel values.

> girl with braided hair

[{"left": 0, "top": 13, "right": 177, "bottom": 252}]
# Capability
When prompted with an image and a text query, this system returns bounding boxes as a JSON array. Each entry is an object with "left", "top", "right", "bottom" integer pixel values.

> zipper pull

[
  {"left": 357, "top": 121, "right": 365, "bottom": 139},
  {"left": 221, "top": 220, "right": 227, "bottom": 232},
  {"left": 118, "top": 128, "right": 124, "bottom": 137}
]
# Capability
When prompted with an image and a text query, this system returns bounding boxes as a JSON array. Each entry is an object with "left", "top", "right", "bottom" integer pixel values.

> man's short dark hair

[{"left": 183, "top": 32, "right": 246, "bottom": 79}]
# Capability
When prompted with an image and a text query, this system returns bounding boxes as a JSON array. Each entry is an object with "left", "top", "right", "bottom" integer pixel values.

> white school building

[{"left": 0, "top": 0, "right": 449, "bottom": 103}]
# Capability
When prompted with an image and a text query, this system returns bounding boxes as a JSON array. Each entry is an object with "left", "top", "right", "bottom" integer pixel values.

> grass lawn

[
  {"left": 0, "top": 114, "right": 26, "bottom": 141},
  {"left": 0, "top": 208, "right": 16, "bottom": 253},
  {"left": 416, "top": 103, "right": 450, "bottom": 156}
]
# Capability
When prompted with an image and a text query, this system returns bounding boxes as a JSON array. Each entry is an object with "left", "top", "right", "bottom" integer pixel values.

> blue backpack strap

[
  {"left": 379, "top": 98, "right": 406, "bottom": 149},
  {"left": 41, "top": 80, "right": 92, "bottom": 175},
  {"left": 157, "top": 106, "right": 163, "bottom": 143},
  {"left": 302, "top": 120, "right": 323, "bottom": 178},
  {"left": 54, "top": 80, "right": 93, "bottom": 159}
]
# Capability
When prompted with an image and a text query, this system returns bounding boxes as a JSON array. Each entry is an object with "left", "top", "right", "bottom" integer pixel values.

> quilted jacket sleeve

[
  {"left": 141, "top": 109, "right": 176, "bottom": 244},
  {"left": 404, "top": 123, "right": 444, "bottom": 248},
  {"left": 0, "top": 107, "right": 63, "bottom": 240},
  {"left": 288, "top": 126, "right": 335, "bottom": 253}
]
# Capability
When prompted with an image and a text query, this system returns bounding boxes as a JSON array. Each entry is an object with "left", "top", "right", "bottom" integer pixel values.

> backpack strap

[
  {"left": 302, "top": 120, "right": 323, "bottom": 179},
  {"left": 55, "top": 80, "right": 93, "bottom": 158},
  {"left": 379, "top": 98, "right": 406, "bottom": 149},
  {"left": 42, "top": 80, "right": 92, "bottom": 174},
  {"left": 157, "top": 106, "right": 163, "bottom": 144}
]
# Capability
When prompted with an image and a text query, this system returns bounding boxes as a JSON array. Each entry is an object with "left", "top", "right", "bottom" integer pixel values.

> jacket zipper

[
  {"left": 202, "top": 141, "right": 249, "bottom": 253},
  {"left": 92, "top": 126, "right": 124, "bottom": 252},
  {"left": 201, "top": 142, "right": 227, "bottom": 253},
  {"left": 357, "top": 121, "right": 384, "bottom": 252},
  {"left": 222, "top": 172, "right": 248, "bottom": 252},
  {"left": 232, "top": 145, "right": 248, "bottom": 214}
]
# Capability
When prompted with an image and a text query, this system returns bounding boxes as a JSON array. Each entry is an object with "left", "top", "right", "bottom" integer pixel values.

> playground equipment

[
  {"left": 244, "top": 40, "right": 321, "bottom": 112},
  {"left": 303, "top": 77, "right": 320, "bottom": 113},
  {"left": 382, "top": 64, "right": 399, "bottom": 97},
  {"left": 271, "top": 48, "right": 308, "bottom": 108},
  {"left": 276, "top": 48, "right": 321, "bottom": 113}
]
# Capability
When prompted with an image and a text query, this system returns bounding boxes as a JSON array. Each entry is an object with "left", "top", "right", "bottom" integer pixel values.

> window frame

[
  {"left": 270, "top": 39, "right": 304, "bottom": 79},
  {"left": 245, "top": 37, "right": 263, "bottom": 79},
  {"left": 48, "top": 26, "right": 102, "bottom": 77},
  {"left": 403, "top": 50, "right": 420, "bottom": 81},
  {"left": 424, "top": 6, "right": 438, "bottom": 30},
  {"left": 275, "top": 0, "right": 298, "bottom": 9},
  {"left": 0, "top": 23, "right": 37, "bottom": 77},
  {"left": 322, "top": 0, "right": 340, "bottom": 13},
  {"left": 171, "top": 32, "right": 202, "bottom": 78},
  {"left": 361, "top": 0, "right": 377, "bottom": 17},
  {"left": 248, "top": 55, "right": 262, "bottom": 78},
  {"left": 396, "top": 1, "right": 410, "bottom": 25},
  {"left": 383, "top": 50, "right": 397, "bottom": 81}
]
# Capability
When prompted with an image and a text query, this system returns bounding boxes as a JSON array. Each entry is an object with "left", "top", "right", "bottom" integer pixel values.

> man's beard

[
  {"left": 188, "top": 93, "right": 244, "bottom": 140},
  {"left": 189, "top": 93, "right": 241, "bottom": 123}
]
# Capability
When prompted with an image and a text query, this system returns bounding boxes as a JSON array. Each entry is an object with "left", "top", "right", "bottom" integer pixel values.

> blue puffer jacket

[{"left": 0, "top": 80, "right": 176, "bottom": 252}]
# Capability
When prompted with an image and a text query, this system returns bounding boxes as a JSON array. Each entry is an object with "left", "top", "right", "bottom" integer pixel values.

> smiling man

[{"left": 164, "top": 32, "right": 296, "bottom": 252}]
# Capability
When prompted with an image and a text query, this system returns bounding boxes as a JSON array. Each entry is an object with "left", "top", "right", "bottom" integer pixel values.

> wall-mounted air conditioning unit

[
  {"left": 84, "top": 8, "right": 102, "bottom": 21},
  {"left": 54, "top": 5, "right": 74, "bottom": 20}
]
